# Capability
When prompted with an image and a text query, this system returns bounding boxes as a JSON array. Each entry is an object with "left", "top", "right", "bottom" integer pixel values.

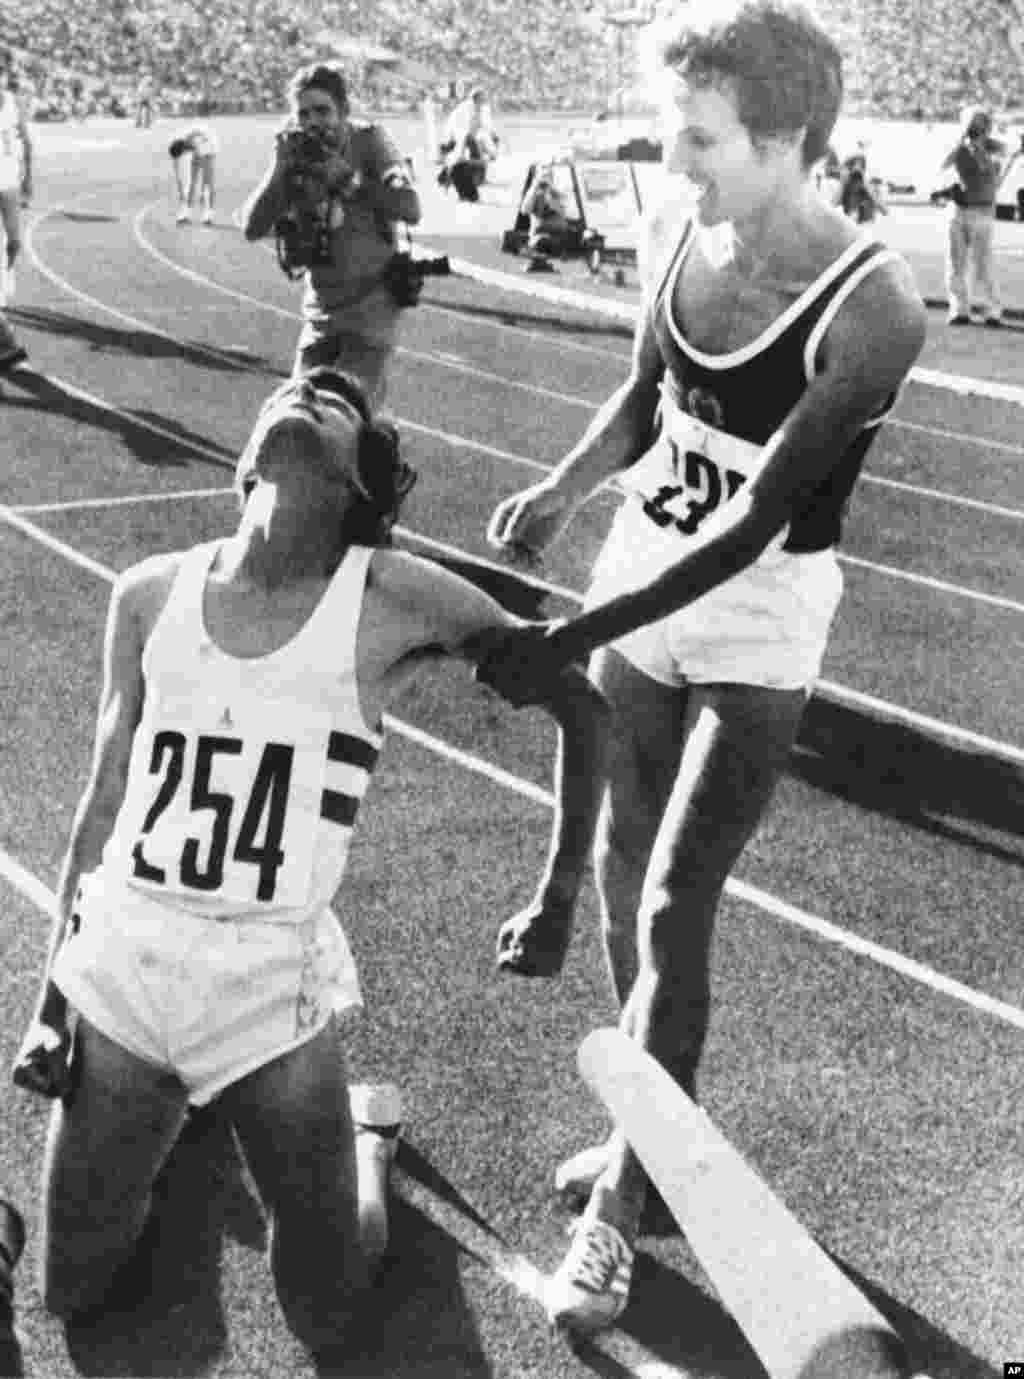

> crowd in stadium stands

[{"left": 2, "top": 0, "right": 1022, "bottom": 121}]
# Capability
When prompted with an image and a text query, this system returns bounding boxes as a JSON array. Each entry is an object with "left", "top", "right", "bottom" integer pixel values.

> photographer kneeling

[{"left": 243, "top": 62, "right": 422, "bottom": 403}]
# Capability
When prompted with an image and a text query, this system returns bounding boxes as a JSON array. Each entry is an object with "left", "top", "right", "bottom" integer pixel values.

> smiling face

[{"left": 661, "top": 72, "right": 803, "bottom": 228}]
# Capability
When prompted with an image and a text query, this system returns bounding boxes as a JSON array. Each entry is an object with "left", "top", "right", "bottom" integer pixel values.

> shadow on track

[
  {"left": 795, "top": 693, "right": 1024, "bottom": 866},
  {"left": 0, "top": 369, "right": 236, "bottom": 471},
  {"left": 55, "top": 213, "right": 122, "bottom": 225},
  {"left": 6, "top": 307, "right": 280, "bottom": 375},
  {"left": 421, "top": 286, "right": 634, "bottom": 345},
  {"left": 319, "top": 1198, "right": 492, "bottom": 1379},
  {"left": 63, "top": 1105, "right": 263, "bottom": 1377},
  {"left": 841, "top": 1255, "right": 1003, "bottom": 1379}
]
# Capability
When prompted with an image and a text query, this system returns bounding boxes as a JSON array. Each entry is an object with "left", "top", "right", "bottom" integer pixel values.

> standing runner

[
  {"left": 482, "top": 0, "right": 927, "bottom": 1333},
  {"left": 0, "top": 48, "right": 32, "bottom": 371}
]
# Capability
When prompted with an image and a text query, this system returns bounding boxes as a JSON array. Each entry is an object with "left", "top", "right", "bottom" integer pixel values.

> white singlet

[{"left": 52, "top": 542, "right": 385, "bottom": 1102}]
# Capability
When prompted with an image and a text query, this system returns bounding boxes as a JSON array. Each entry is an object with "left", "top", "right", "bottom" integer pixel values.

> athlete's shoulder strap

[
  {"left": 647, "top": 204, "right": 695, "bottom": 316},
  {"left": 142, "top": 541, "right": 219, "bottom": 672},
  {"left": 802, "top": 240, "right": 903, "bottom": 415},
  {"left": 302, "top": 543, "right": 375, "bottom": 667}
]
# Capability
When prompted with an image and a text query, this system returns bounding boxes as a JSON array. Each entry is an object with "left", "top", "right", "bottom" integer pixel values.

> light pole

[{"left": 603, "top": 7, "right": 652, "bottom": 122}]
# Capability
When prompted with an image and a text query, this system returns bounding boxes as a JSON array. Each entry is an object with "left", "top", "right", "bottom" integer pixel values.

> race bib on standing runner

[{"left": 617, "top": 385, "right": 787, "bottom": 553}]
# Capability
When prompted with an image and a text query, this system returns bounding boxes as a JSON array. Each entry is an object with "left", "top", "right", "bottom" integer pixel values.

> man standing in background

[
  {"left": 0, "top": 48, "right": 32, "bottom": 371},
  {"left": 938, "top": 104, "right": 1005, "bottom": 326}
]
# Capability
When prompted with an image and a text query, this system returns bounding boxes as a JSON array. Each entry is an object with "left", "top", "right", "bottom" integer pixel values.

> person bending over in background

[{"left": 170, "top": 123, "right": 219, "bottom": 225}]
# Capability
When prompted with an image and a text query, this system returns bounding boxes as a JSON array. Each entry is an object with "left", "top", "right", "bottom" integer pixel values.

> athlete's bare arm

[
  {"left": 486, "top": 297, "right": 664, "bottom": 558},
  {"left": 12, "top": 555, "right": 178, "bottom": 1096},
  {"left": 360, "top": 548, "right": 610, "bottom": 976}
]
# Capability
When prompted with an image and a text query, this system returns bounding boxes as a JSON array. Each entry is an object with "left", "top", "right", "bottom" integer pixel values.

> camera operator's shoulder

[
  {"left": 348, "top": 118, "right": 381, "bottom": 150},
  {"left": 352, "top": 120, "right": 405, "bottom": 167}
]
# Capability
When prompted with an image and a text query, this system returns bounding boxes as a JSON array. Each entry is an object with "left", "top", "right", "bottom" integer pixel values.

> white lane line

[
  {"left": 20, "top": 208, "right": 1024, "bottom": 754},
  {"left": 911, "top": 364, "right": 1024, "bottom": 407},
  {"left": 38, "top": 203, "right": 1024, "bottom": 593},
  {"left": 812, "top": 677, "right": 1024, "bottom": 767},
  {"left": 444, "top": 254, "right": 1024, "bottom": 410},
  {"left": 725, "top": 877, "right": 1024, "bottom": 1034},
  {"left": 0, "top": 846, "right": 57, "bottom": 919},
  {"left": 15, "top": 487, "right": 233, "bottom": 514},
  {"left": 891, "top": 417, "right": 1024, "bottom": 459},
  {"left": 133, "top": 205, "right": 592, "bottom": 410},
  {"left": 207, "top": 200, "right": 1024, "bottom": 457},
  {"left": 1, "top": 520, "right": 1023, "bottom": 1037},
  {"left": 863, "top": 474, "right": 1023, "bottom": 522},
  {"left": 24, "top": 203, "right": 250, "bottom": 373},
  {"left": 8, "top": 461, "right": 1023, "bottom": 765},
  {"left": 134, "top": 203, "right": 1024, "bottom": 523},
  {"left": 0, "top": 501, "right": 119, "bottom": 581},
  {"left": 0, "top": 823, "right": 675, "bottom": 1379},
  {"left": 841, "top": 553, "right": 1024, "bottom": 614},
  {"left": 35, "top": 195, "right": 1024, "bottom": 525}
]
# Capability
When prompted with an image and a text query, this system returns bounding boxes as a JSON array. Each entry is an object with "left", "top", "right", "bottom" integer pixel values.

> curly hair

[
  {"left": 287, "top": 62, "right": 350, "bottom": 118},
  {"left": 654, "top": 0, "right": 843, "bottom": 168}
]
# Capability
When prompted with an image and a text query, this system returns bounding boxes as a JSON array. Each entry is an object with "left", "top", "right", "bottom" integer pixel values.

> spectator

[
  {"left": 169, "top": 122, "right": 218, "bottom": 224},
  {"left": 438, "top": 86, "right": 499, "bottom": 201},
  {"left": 0, "top": 48, "right": 31, "bottom": 372},
  {"left": 837, "top": 152, "right": 887, "bottom": 223},
  {"left": 242, "top": 62, "right": 420, "bottom": 403},
  {"left": 135, "top": 71, "right": 155, "bottom": 127},
  {"left": 937, "top": 104, "right": 1005, "bottom": 325}
]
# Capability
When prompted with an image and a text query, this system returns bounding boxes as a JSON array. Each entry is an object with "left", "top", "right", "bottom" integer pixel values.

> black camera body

[
  {"left": 388, "top": 250, "right": 452, "bottom": 307},
  {"left": 280, "top": 125, "right": 339, "bottom": 173},
  {"left": 274, "top": 125, "right": 347, "bottom": 278}
]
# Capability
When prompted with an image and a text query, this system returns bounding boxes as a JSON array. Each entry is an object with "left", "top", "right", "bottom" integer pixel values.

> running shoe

[{"left": 546, "top": 1212, "right": 634, "bottom": 1333}]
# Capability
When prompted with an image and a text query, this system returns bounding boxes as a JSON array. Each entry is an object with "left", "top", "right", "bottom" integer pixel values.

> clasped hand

[
  {"left": 12, "top": 1016, "right": 74, "bottom": 1100},
  {"left": 473, "top": 620, "right": 571, "bottom": 708}
]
